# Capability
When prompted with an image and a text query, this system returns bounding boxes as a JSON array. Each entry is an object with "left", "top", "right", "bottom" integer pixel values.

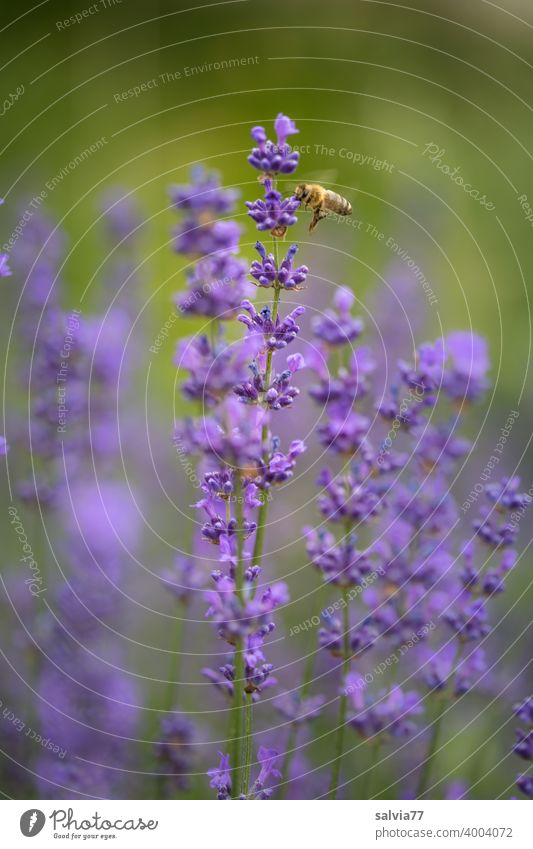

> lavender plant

[
  {"left": 3, "top": 202, "right": 143, "bottom": 799},
  {"left": 305, "top": 315, "right": 528, "bottom": 799},
  {"left": 167, "top": 117, "right": 530, "bottom": 801},
  {"left": 1, "top": 116, "right": 529, "bottom": 802},
  {"left": 171, "top": 115, "right": 308, "bottom": 798},
  {"left": 162, "top": 164, "right": 252, "bottom": 794}
]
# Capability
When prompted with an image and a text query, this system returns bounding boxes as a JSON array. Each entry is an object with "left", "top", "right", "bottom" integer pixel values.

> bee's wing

[
  {"left": 278, "top": 169, "right": 343, "bottom": 198},
  {"left": 297, "top": 168, "right": 340, "bottom": 184},
  {"left": 277, "top": 169, "right": 339, "bottom": 188}
]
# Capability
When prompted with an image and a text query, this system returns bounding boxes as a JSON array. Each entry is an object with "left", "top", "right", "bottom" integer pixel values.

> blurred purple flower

[
  {"left": 311, "top": 287, "right": 363, "bottom": 346},
  {"left": 443, "top": 332, "right": 490, "bottom": 402},
  {"left": 347, "top": 677, "right": 423, "bottom": 739}
]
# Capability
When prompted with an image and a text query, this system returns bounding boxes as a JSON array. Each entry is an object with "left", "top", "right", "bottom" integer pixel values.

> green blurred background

[{"left": 1, "top": 0, "right": 532, "bottom": 799}]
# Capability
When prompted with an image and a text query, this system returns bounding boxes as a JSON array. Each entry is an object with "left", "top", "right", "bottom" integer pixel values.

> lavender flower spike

[
  {"left": 246, "top": 179, "right": 300, "bottom": 237},
  {"left": 248, "top": 113, "right": 300, "bottom": 176},
  {"left": 250, "top": 242, "right": 309, "bottom": 290}
]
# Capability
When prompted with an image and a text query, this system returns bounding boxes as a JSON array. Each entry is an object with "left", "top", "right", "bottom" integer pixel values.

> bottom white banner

[{"left": 1, "top": 799, "right": 531, "bottom": 847}]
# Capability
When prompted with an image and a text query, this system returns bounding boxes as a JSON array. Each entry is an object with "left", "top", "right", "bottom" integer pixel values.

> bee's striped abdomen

[{"left": 324, "top": 190, "right": 352, "bottom": 216}]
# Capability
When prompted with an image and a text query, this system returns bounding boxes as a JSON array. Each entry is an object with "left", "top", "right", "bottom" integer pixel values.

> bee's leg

[{"left": 309, "top": 209, "right": 326, "bottom": 232}]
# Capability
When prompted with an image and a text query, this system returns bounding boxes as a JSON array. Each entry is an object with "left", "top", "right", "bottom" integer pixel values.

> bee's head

[{"left": 294, "top": 183, "right": 307, "bottom": 200}]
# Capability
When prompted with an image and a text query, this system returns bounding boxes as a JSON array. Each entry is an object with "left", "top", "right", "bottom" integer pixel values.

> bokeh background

[{"left": 1, "top": 0, "right": 532, "bottom": 800}]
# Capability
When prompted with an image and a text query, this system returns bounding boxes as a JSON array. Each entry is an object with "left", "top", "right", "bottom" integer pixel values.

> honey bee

[{"left": 294, "top": 183, "right": 352, "bottom": 232}]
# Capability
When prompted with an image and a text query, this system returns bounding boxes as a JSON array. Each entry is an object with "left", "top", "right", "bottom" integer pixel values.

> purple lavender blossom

[
  {"left": 238, "top": 300, "right": 305, "bottom": 351},
  {"left": 386, "top": 476, "right": 459, "bottom": 535},
  {"left": 174, "top": 220, "right": 241, "bottom": 259},
  {"left": 174, "top": 399, "right": 266, "bottom": 470},
  {"left": 202, "top": 635, "right": 278, "bottom": 703},
  {"left": 176, "top": 333, "right": 260, "bottom": 407},
  {"left": 419, "top": 643, "right": 487, "bottom": 696},
  {"left": 309, "top": 345, "right": 375, "bottom": 409},
  {"left": 247, "top": 746, "right": 282, "bottom": 799},
  {"left": 36, "top": 759, "right": 120, "bottom": 800},
  {"left": 316, "top": 465, "right": 384, "bottom": 523},
  {"left": 37, "top": 654, "right": 139, "bottom": 759},
  {"left": 0, "top": 198, "right": 12, "bottom": 276},
  {"left": 254, "top": 437, "right": 306, "bottom": 489},
  {"left": 208, "top": 752, "right": 232, "bottom": 799},
  {"left": 473, "top": 478, "right": 529, "bottom": 549},
  {"left": 515, "top": 696, "right": 533, "bottom": 725},
  {"left": 347, "top": 676, "right": 424, "bottom": 739},
  {"left": 514, "top": 729, "right": 533, "bottom": 761},
  {"left": 377, "top": 385, "right": 426, "bottom": 430},
  {"left": 398, "top": 339, "right": 445, "bottom": 403},
  {"left": 411, "top": 421, "right": 471, "bottom": 470},
  {"left": 176, "top": 252, "right": 252, "bottom": 320},
  {"left": 319, "top": 615, "right": 377, "bottom": 658},
  {"left": 443, "top": 331, "right": 490, "bottom": 401},
  {"left": 444, "top": 597, "right": 490, "bottom": 642},
  {"left": 170, "top": 166, "right": 239, "bottom": 214},
  {"left": 0, "top": 436, "right": 8, "bottom": 454},
  {"left": 198, "top": 496, "right": 257, "bottom": 549},
  {"left": 460, "top": 548, "right": 517, "bottom": 596},
  {"left": 170, "top": 167, "right": 241, "bottom": 258},
  {"left": 512, "top": 695, "right": 533, "bottom": 797},
  {"left": 156, "top": 715, "right": 196, "bottom": 790},
  {"left": 444, "top": 780, "right": 469, "bottom": 799},
  {"left": 204, "top": 573, "right": 288, "bottom": 650},
  {"left": 0, "top": 252, "right": 10, "bottom": 276},
  {"left": 99, "top": 187, "right": 142, "bottom": 242},
  {"left": 160, "top": 556, "right": 204, "bottom": 605},
  {"left": 311, "top": 287, "right": 363, "bottom": 346},
  {"left": 250, "top": 242, "right": 309, "bottom": 290},
  {"left": 275, "top": 692, "right": 325, "bottom": 725},
  {"left": 317, "top": 409, "right": 370, "bottom": 454},
  {"left": 233, "top": 354, "right": 305, "bottom": 411},
  {"left": 12, "top": 210, "right": 64, "bottom": 316},
  {"left": 246, "top": 179, "right": 300, "bottom": 236},
  {"left": 248, "top": 113, "right": 300, "bottom": 176},
  {"left": 516, "top": 774, "right": 533, "bottom": 798},
  {"left": 485, "top": 477, "right": 530, "bottom": 511},
  {"left": 305, "top": 526, "right": 378, "bottom": 587}
]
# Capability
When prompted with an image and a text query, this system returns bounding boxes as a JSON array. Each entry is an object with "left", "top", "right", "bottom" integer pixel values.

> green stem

[
  {"left": 366, "top": 737, "right": 383, "bottom": 799},
  {"left": 251, "top": 279, "right": 282, "bottom": 568},
  {"left": 328, "top": 587, "right": 351, "bottom": 798},
  {"left": 251, "top": 494, "right": 268, "bottom": 567},
  {"left": 416, "top": 642, "right": 463, "bottom": 798},
  {"left": 280, "top": 649, "right": 317, "bottom": 798},
  {"left": 230, "top": 473, "right": 246, "bottom": 797},
  {"left": 416, "top": 695, "right": 446, "bottom": 798},
  {"left": 242, "top": 692, "right": 254, "bottom": 796},
  {"left": 209, "top": 317, "right": 218, "bottom": 350},
  {"left": 164, "top": 607, "right": 184, "bottom": 713},
  {"left": 301, "top": 646, "right": 316, "bottom": 699},
  {"left": 155, "top": 605, "right": 184, "bottom": 798},
  {"left": 280, "top": 724, "right": 298, "bottom": 796}
]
